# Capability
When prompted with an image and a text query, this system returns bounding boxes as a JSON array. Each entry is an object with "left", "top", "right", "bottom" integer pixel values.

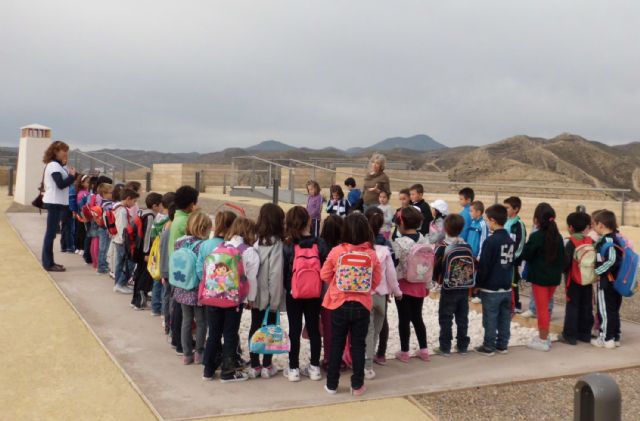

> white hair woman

[{"left": 362, "top": 153, "right": 390, "bottom": 211}]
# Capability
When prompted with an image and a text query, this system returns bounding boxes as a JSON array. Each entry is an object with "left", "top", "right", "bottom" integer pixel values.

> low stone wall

[{"left": 151, "top": 163, "right": 231, "bottom": 192}]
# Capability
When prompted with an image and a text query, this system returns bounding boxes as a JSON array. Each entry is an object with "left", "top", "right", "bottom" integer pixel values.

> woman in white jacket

[{"left": 247, "top": 203, "right": 285, "bottom": 379}]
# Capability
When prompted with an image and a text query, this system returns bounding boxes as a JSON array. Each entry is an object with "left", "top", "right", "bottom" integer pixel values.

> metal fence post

[
  {"left": 195, "top": 171, "right": 201, "bottom": 192},
  {"left": 8, "top": 167, "right": 14, "bottom": 196},
  {"left": 145, "top": 171, "right": 151, "bottom": 192},
  {"left": 223, "top": 173, "right": 227, "bottom": 195},
  {"left": 621, "top": 192, "right": 626, "bottom": 226},
  {"left": 289, "top": 170, "right": 295, "bottom": 204},
  {"left": 574, "top": 373, "right": 621, "bottom": 421},
  {"left": 273, "top": 178, "right": 280, "bottom": 204}
]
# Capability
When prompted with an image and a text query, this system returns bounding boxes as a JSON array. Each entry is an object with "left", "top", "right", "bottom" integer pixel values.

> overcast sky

[{"left": 1, "top": 1, "right": 638, "bottom": 152}]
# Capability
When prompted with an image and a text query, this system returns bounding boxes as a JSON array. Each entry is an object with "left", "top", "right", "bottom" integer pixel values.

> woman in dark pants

[{"left": 41, "top": 141, "right": 77, "bottom": 272}]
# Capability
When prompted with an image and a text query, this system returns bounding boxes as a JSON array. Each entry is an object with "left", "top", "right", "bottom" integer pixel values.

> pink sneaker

[
  {"left": 395, "top": 351, "right": 410, "bottom": 363},
  {"left": 183, "top": 355, "right": 194, "bottom": 365},
  {"left": 351, "top": 384, "right": 366, "bottom": 396},
  {"left": 373, "top": 355, "right": 387, "bottom": 366},
  {"left": 194, "top": 351, "right": 203, "bottom": 365},
  {"left": 415, "top": 348, "right": 430, "bottom": 362}
]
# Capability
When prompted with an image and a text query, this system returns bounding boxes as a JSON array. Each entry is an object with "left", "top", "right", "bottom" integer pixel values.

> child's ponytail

[{"left": 533, "top": 202, "right": 561, "bottom": 263}]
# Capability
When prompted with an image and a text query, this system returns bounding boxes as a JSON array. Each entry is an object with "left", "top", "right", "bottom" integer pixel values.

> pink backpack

[
  {"left": 199, "top": 243, "right": 248, "bottom": 308},
  {"left": 291, "top": 244, "right": 322, "bottom": 299},
  {"left": 406, "top": 242, "right": 435, "bottom": 283}
]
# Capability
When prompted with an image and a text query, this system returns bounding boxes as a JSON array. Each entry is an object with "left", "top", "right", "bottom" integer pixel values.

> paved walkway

[{"left": 5, "top": 201, "right": 640, "bottom": 420}]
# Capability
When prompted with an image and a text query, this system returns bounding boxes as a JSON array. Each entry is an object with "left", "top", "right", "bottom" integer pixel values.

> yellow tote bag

[{"left": 147, "top": 236, "right": 162, "bottom": 280}]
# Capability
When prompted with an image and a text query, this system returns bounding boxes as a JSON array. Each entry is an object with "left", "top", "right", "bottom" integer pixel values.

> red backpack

[
  {"left": 81, "top": 194, "right": 96, "bottom": 221},
  {"left": 569, "top": 236, "right": 597, "bottom": 286},
  {"left": 103, "top": 203, "right": 118, "bottom": 236},
  {"left": 291, "top": 243, "right": 322, "bottom": 299}
]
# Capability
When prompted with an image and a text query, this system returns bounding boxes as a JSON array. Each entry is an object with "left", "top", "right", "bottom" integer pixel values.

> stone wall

[{"left": 151, "top": 163, "right": 232, "bottom": 192}]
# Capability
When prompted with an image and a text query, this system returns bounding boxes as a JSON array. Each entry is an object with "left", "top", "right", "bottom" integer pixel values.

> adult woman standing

[
  {"left": 41, "top": 141, "right": 77, "bottom": 272},
  {"left": 362, "top": 153, "right": 390, "bottom": 212}
]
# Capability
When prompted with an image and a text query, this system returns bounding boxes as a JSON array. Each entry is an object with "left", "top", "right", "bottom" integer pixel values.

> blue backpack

[
  {"left": 602, "top": 235, "right": 639, "bottom": 297},
  {"left": 169, "top": 239, "right": 202, "bottom": 290}
]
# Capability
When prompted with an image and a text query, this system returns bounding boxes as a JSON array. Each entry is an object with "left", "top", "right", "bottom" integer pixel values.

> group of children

[{"left": 64, "top": 175, "right": 630, "bottom": 396}]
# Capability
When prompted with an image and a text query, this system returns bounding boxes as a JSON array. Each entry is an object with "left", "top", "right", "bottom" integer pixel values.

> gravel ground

[{"left": 414, "top": 367, "right": 640, "bottom": 421}]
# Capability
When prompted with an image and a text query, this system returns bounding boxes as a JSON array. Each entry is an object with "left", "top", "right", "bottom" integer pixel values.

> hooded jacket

[{"left": 252, "top": 237, "right": 285, "bottom": 311}]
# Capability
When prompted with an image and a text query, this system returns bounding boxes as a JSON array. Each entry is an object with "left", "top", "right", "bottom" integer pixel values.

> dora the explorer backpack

[
  {"left": 569, "top": 236, "right": 597, "bottom": 286},
  {"left": 601, "top": 235, "right": 639, "bottom": 297},
  {"left": 441, "top": 242, "right": 476, "bottom": 289},
  {"left": 147, "top": 236, "right": 162, "bottom": 281},
  {"left": 335, "top": 250, "right": 373, "bottom": 293},
  {"left": 291, "top": 243, "right": 322, "bottom": 299},
  {"left": 169, "top": 239, "right": 202, "bottom": 290},
  {"left": 199, "top": 243, "right": 249, "bottom": 307},
  {"left": 406, "top": 240, "right": 435, "bottom": 284}
]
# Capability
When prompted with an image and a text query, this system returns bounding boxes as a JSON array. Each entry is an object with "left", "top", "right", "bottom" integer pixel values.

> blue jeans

[
  {"left": 480, "top": 290, "right": 512, "bottom": 351},
  {"left": 97, "top": 228, "right": 111, "bottom": 273},
  {"left": 42, "top": 204, "right": 65, "bottom": 268},
  {"left": 151, "top": 280, "right": 163, "bottom": 313},
  {"left": 528, "top": 291, "right": 554, "bottom": 316},
  {"left": 114, "top": 243, "right": 134, "bottom": 287}
]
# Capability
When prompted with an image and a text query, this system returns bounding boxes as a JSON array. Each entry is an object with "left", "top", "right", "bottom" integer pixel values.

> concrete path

[{"left": 7, "top": 211, "right": 640, "bottom": 420}]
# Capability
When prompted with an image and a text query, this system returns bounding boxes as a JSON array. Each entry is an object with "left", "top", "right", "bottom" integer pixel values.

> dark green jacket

[{"left": 521, "top": 230, "right": 565, "bottom": 286}]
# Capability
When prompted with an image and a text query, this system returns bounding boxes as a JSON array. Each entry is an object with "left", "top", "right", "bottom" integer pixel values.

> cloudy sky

[{"left": 1, "top": 1, "right": 638, "bottom": 152}]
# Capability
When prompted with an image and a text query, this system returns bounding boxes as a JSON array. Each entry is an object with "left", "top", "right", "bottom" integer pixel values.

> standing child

[
  {"left": 561, "top": 212, "right": 595, "bottom": 345},
  {"left": 364, "top": 207, "right": 401, "bottom": 379},
  {"left": 377, "top": 190, "right": 394, "bottom": 240},
  {"left": 124, "top": 181, "right": 142, "bottom": 218},
  {"left": 468, "top": 200, "right": 489, "bottom": 304},
  {"left": 159, "top": 193, "right": 176, "bottom": 333},
  {"left": 433, "top": 214, "right": 473, "bottom": 356},
  {"left": 202, "top": 217, "right": 259, "bottom": 383},
  {"left": 172, "top": 211, "right": 212, "bottom": 365},
  {"left": 131, "top": 192, "right": 163, "bottom": 310},
  {"left": 97, "top": 183, "right": 114, "bottom": 274},
  {"left": 149, "top": 193, "right": 172, "bottom": 317},
  {"left": 428, "top": 199, "right": 449, "bottom": 245},
  {"left": 74, "top": 175, "right": 90, "bottom": 255},
  {"left": 391, "top": 188, "right": 412, "bottom": 240},
  {"left": 320, "top": 213, "right": 381, "bottom": 396},
  {"left": 522, "top": 203, "right": 565, "bottom": 352},
  {"left": 282, "top": 206, "right": 329, "bottom": 382},
  {"left": 246, "top": 203, "right": 285, "bottom": 379},
  {"left": 112, "top": 189, "right": 140, "bottom": 293},
  {"left": 60, "top": 179, "right": 76, "bottom": 253},
  {"left": 344, "top": 177, "right": 361, "bottom": 207},
  {"left": 458, "top": 187, "right": 475, "bottom": 242},
  {"left": 319, "top": 214, "right": 344, "bottom": 368},
  {"left": 591, "top": 210, "right": 624, "bottom": 349},
  {"left": 410, "top": 184, "right": 433, "bottom": 236},
  {"left": 392, "top": 207, "right": 431, "bottom": 363},
  {"left": 504, "top": 196, "right": 527, "bottom": 313},
  {"left": 474, "top": 205, "right": 515, "bottom": 356},
  {"left": 306, "top": 180, "right": 323, "bottom": 237},
  {"left": 326, "top": 185, "right": 350, "bottom": 217}
]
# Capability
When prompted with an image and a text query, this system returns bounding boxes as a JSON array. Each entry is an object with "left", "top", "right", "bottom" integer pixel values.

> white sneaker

[
  {"left": 261, "top": 366, "right": 278, "bottom": 379},
  {"left": 520, "top": 310, "right": 535, "bottom": 319},
  {"left": 283, "top": 367, "right": 301, "bottom": 382},
  {"left": 471, "top": 297, "right": 481, "bottom": 304},
  {"left": 300, "top": 364, "right": 322, "bottom": 381},
  {"left": 615, "top": 340, "right": 621, "bottom": 348},
  {"left": 590, "top": 337, "right": 615, "bottom": 349},
  {"left": 246, "top": 367, "right": 262, "bottom": 379},
  {"left": 527, "top": 336, "right": 550, "bottom": 352},
  {"left": 113, "top": 285, "right": 133, "bottom": 294},
  {"left": 364, "top": 368, "right": 376, "bottom": 380},
  {"left": 324, "top": 385, "right": 337, "bottom": 395}
]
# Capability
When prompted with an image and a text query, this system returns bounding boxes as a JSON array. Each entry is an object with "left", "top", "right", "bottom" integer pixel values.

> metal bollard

[
  {"left": 8, "top": 167, "right": 14, "bottom": 196},
  {"left": 272, "top": 178, "right": 280, "bottom": 204},
  {"left": 574, "top": 373, "right": 621, "bottom": 421}
]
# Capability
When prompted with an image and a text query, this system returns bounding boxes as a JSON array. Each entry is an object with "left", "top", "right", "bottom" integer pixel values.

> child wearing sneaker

[
  {"left": 458, "top": 187, "right": 475, "bottom": 242},
  {"left": 96, "top": 183, "right": 114, "bottom": 274},
  {"left": 467, "top": 201, "right": 489, "bottom": 304},
  {"left": 474, "top": 205, "right": 515, "bottom": 356},
  {"left": 320, "top": 213, "right": 381, "bottom": 396},
  {"left": 504, "top": 197, "right": 527, "bottom": 313},
  {"left": 433, "top": 214, "right": 471, "bottom": 357},
  {"left": 112, "top": 189, "right": 139, "bottom": 294},
  {"left": 591, "top": 210, "right": 623, "bottom": 349},
  {"left": 521, "top": 203, "right": 565, "bottom": 352},
  {"left": 561, "top": 212, "right": 595, "bottom": 345},
  {"left": 247, "top": 203, "right": 285, "bottom": 379},
  {"left": 173, "top": 211, "right": 212, "bottom": 365},
  {"left": 282, "top": 206, "right": 329, "bottom": 382},
  {"left": 392, "top": 207, "right": 430, "bottom": 363}
]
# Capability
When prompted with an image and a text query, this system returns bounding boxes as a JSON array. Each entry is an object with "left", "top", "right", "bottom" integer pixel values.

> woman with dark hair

[
  {"left": 41, "top": 140, "right": 77, "bottom": 271},
  {"left": 521, "top": 202, "right": 565, "bottom": 352}
]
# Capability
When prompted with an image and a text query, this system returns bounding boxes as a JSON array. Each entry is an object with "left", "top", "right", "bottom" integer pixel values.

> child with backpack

[
  {"left": 474, "top": 205, "right": 515, "bottom": 356},
  {"left": 247, "top": 203, "right": 286, "bottom": 379},
  {"left": 344, "top": 177, "right": 361, "bottom": 207},
  {"left": 391, "top": 188, "right": 412, "bottom": 240},
  {"left": 74, "top": 175, "right": 90, "bottom": 256},
  {"left": 319, "top": 214, "right": 344, "bottom": 369},
  {"left": 201, "top": 217, "right": 259, "bottom": 382},
  {"left": 433, "top": 214, "right": 474, "bottom": 356},
  {"left": 149, "top": 192, "right": 173, "bottom": 316},
  {"left": 282, "top": 206, "right": 329, "bottom": 382},
  {"left": 306, "top": 180, "right": 323, "bottom": 237},
  {"left": 130, "top": 192, "right": 163, "bottom": 310},
  {"left": 326, "top": 185, "right": 350, "bottom": 217},
  {"left": 161, "top": 205, "right": 176, "bottom": 337},
  {"left": 171, "top": 211, "right": 212, "bottom": 365},
  {"left": 96, "top": 183, "right": 115, "bottom": 274},
  {"left": 392, "top": 206, "right": 432, "bottom": 362},
  {"left": 364, "top": 207, "right": 401, "bottom": 379},
  {"left": 522, "top": 203, "right": 565, "bottom": 352},
  {"left": 561, "top": 212, "right": 596, "bottom": 345},
  {"left": 592, "top": 210, "right": 627, "bottom": 349},
  {"left": 77, "top": 175, "right": 96, "bottom": 264},
  {"left": 320, "top": 213, "right": 381, "bottom": 396},
  {"left": 377, "top": 190, "right": 394, "bottom": 240},
  {"left": 504, "top": 196, "right": 527, "bottom": 313},
  {"left": 458, "top": 187, "right": 474, "bottom": 242},
  {"left": 428, "top": 199, "right": 448, "bottom": 245},
  {"left": 112, "top": 189, "right": 140, "bottom": 294}
]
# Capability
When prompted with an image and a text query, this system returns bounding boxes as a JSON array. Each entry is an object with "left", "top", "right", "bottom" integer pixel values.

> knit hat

[{"left": 430, "top": 199, "right": 449, "bottom": 216}]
